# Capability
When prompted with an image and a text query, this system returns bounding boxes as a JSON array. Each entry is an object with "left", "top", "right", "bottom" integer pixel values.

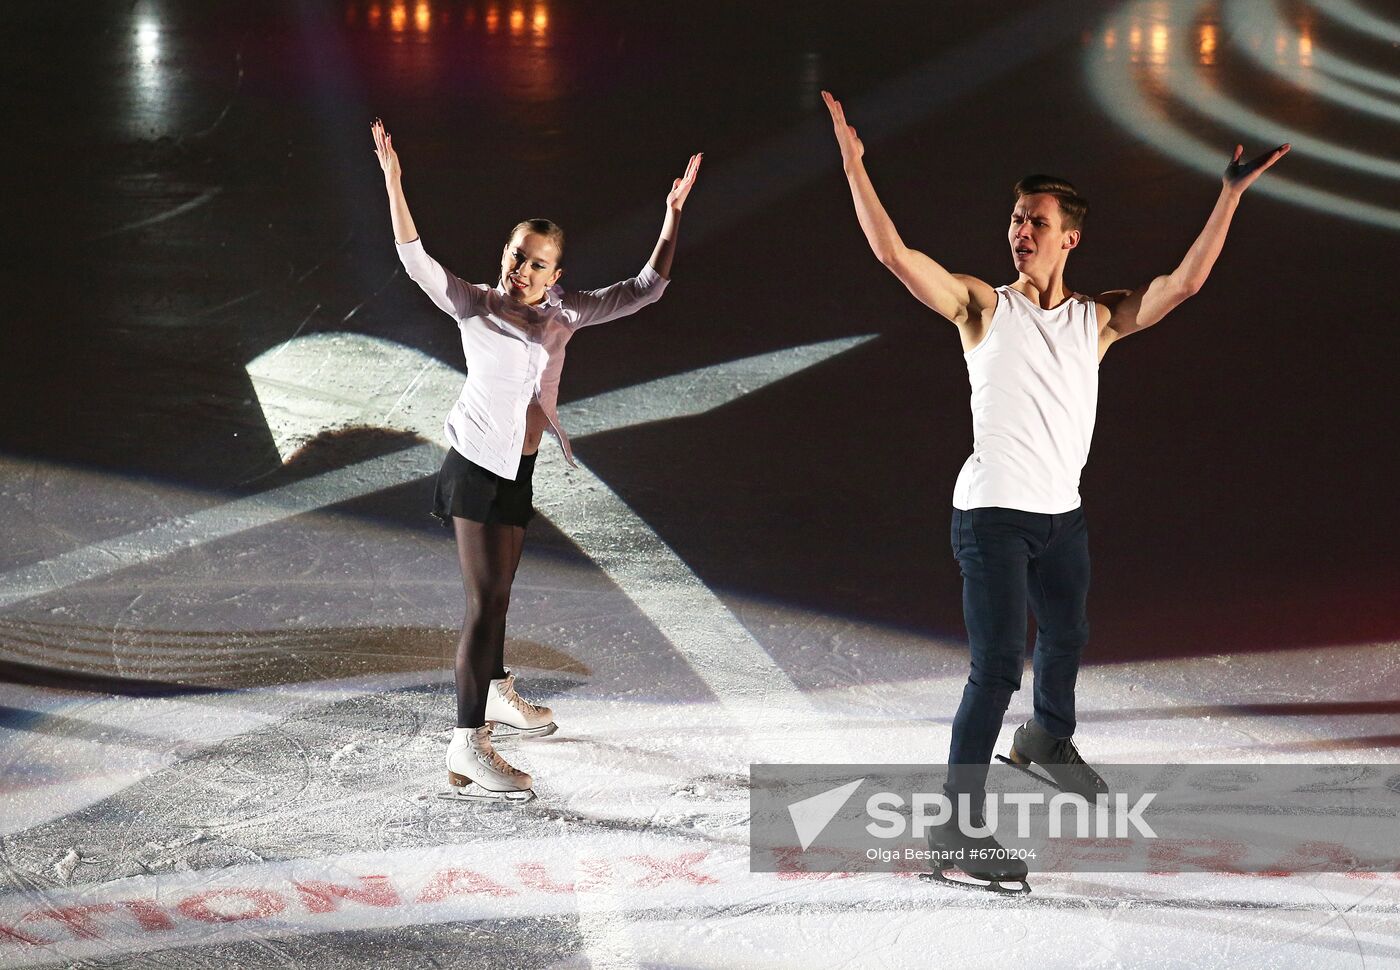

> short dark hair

[
  {"left": 1013, "top": 175, "right": 1088, "bottom": 231},
  {"left": 508, "top": 218, "right": 565, "bottom": 266}
]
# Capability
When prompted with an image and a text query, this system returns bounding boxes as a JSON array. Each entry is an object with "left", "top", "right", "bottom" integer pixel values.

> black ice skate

[
  {"left": 996, "top": 718, "right": 1108, "bottom": 800},
  {"left": 920, "top": 813, "right": 1030, "bottom": 896}
]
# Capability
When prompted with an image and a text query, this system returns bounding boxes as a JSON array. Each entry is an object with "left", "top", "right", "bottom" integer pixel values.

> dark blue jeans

[{"left": 945, "top": 506, "right": 1091, "bottom": 813}]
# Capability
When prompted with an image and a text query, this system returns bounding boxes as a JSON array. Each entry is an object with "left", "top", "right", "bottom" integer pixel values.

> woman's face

[{"left": 500, "top": 230, "right": 563, "bottom": 305}]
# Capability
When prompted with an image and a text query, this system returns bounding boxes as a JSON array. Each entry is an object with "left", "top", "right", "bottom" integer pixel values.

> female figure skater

[{"left": 372, "top": 118, "right": 701, "bottom": 801}]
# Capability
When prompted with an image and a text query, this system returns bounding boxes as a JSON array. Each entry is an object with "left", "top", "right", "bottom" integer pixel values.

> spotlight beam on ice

[
  {"left": 247, "top": 332, "right": 875, "bottom": 732},
  {"left": 1226, "top": 0, "right": 1400, "bottom": 98},
  {"left": 1157, "top": 5, "right": 1400, "bottom": 181},
  {"left": 1085, "top": 1, "right": 1400, "bottom": 233},
  {"left": 1311, "top": 0, "right": 1400, "bottom": 46},
  {"left": 1232, "top": 0, "right": 1400, "bottom": 121},
  {"left": 244, "top": 333, "right": 872, "bottom": 463},
  {"left": 1302, "top": 36, "right": 1400, "bottom": 97},
  {"left": 0, "top": 336, "right": 868, "bottom": 614},
  {"left": 1222, "top": 1, "right": 1400, "bottom": 126},
  {"left": 0, "top": 336, "right": 872, "bottom": 742}
]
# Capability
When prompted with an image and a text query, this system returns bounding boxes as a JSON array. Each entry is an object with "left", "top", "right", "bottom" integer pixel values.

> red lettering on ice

[
  {"left": 29, "top": 904, "right": 116, "bottom": 940},
  {"left": 295, "top": 875, "right": 401, "bottom": 913},
  {"left": 1147, "top": 839, "right": 1248, "bottom": 875},
  {"left": 0, "top": 921, "right": 53, "bottom": 946},
  {"left": 626, "top": 852, "right": 718, "bottom": 888},
  {"left": 177, "top": 888, "right": 286, "bottom": 923},
  {"left": 416, "top": 869, "right": 516, "bottom": 902},
  {"left": 119, "top": 899, "right": 176, "bottom": 931}
]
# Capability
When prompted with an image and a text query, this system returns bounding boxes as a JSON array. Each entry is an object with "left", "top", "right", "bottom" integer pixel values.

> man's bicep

[
  {"left": 1097, "top": 284, "right": 1153, "bottom": 337},
  {"left": 1100, "top": 276, "right": 1176, "bottom": 339},
  {"left": 953, "top": 274, "right": 997, "bottom": 320},
  {"left": 886, "top": 249, "right": 974, "bottom": 324}
]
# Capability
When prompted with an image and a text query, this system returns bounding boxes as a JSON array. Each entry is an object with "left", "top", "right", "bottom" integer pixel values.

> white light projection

[
  {"left": 129, "top": 11, "right": 172, "bottom": 138},
  {"left": 1086, "top": 0, "right": 1400, "bottom": 233},
  {"left": 135, "top": 20, "right": 160, "bottom": 66},
  {"left": 245, "top": 332, "right": 874, "bottom": 747},
  {"left": 1310, "top": 0, "right": 1400, "bottom": 45},
  {"left": 6, "top": 353, "right": 1399, "bottom": 964},
  {"left": 1222, "top": 0, "right": 1400, "bottom": 123},
  {"left": 1298, "top": 21, "right": 1400, "bottom": 98},
  {"left": 0, "top": 335, "right": 872, "bottom": 757},
  {"left": 1, "top": 335, "right": 865, "bottom": 615}
]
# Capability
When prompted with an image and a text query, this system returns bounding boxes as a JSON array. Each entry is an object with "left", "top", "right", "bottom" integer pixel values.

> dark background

[{"left": 2, "top": 0, "right": 1396, "bottom": 665}]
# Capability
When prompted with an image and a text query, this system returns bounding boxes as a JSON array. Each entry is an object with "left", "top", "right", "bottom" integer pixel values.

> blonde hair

[{"left": 508, "top": 218, "right": 565, "bottom": 266}]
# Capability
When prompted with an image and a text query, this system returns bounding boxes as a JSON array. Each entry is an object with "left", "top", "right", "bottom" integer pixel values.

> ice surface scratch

[
  {"left": 86, "top": 188, "right": 224, "bottom": 242},
  {"left": 183, "top": 42, "right": 245, "bottom": 142},
  {"left": 340, "top": 267, "right": 401, "bottom": 323}
]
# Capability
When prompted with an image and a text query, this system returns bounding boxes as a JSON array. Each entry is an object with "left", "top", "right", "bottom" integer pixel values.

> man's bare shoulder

[
  {"left": 952, "top": 274, "right": 999, "bottom": 314},
  {"left": 1094, "top": 287, "right": 1132, "bottom": 305},
  {"left": 946, "top": 275, "right": 998, "bottom": 351},
  {"left": 1091, "top": 288, "right": 1130, "bottom": 329}
]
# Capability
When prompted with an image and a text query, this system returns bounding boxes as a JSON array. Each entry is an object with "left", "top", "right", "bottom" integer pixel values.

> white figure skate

[
  {"left": 486, "top": 670, "right": 557, "bottom": 739},
  {"left": 439, "top": 725, "right": 535, "bottom": 803}
]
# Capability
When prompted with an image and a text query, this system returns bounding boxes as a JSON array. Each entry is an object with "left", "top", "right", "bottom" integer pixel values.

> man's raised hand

[
  {"left": 1223, "top": 142, "right": 1289, "bottom": 193},
  {"left": 822, "top": 91, "right": 864, "bottom": 171}
]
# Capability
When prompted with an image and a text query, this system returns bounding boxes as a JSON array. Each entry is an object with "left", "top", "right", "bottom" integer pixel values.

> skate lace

[
  {"left": 1047, "top": 737, "right": 1104, "bottom": 789},
  {"left": 1050, "top": 737, "right": 1087, "bottom": 766},
  {"left": 472, "top": 727, "right": 526, "bottom": 778},
  {"left": 499, "top": 674, "right": 541, "bottom": 716}
]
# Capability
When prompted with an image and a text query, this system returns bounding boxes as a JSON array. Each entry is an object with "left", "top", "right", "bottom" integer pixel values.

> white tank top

[{"left": 952, "top": 285, "right": 1100, "bottom": 513}]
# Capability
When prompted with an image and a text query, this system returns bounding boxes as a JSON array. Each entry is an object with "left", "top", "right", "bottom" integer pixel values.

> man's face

[
  {"left": 1009, "top": 193, "right": 1079, "bottom": 275},
  {"left": 500, "top": 231, "right": 562, "bottom": 305}
]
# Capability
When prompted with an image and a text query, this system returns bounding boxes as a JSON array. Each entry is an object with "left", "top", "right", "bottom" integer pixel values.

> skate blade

[
  {"left": 995, "top": 753, "right": 1063, "bottom": 792},
  {"left": 920, "top": 867, "right": 1030, "bottom": 897},
  {"left": 996, "top": 754, "right": 1107, "bottom": 800},
  {"left": 436, "top": 785, "right": 536, "bottom": 803},
  {"left": 490, "top": 721, "right": 558, "bottom": 741}
]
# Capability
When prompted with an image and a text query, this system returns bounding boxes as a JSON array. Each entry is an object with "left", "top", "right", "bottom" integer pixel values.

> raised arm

[
  {"left": 647, "top": 153, "right": 702, "bottom": 280},
  {"left": 1099, "top": 142, "right": 1290, "bottom": 348},
  {"left": 373, "top": 118, "right": 479, "bottom": 320},
  {"left": 372, "top": 118, "right": 419, "bottom": 245},
  {"left": 569, "top": 154, "right": 701, "bottom": 329},
  {"left": 822, "top": 91, "right": 995, "bottom": 335}
]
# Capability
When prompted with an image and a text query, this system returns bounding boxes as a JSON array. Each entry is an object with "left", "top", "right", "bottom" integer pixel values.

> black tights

[{"left": 453, "top": 517, "right": 526, "bottom": 728}]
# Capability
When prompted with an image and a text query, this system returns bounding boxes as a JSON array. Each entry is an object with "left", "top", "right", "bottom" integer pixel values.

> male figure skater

[{"left": 823, "top": 90, "right": 1287, "bottom": 890}]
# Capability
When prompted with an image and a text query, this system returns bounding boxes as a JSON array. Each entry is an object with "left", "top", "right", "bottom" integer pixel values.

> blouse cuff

[{"left": 638, "top": 261, "right": 669, "bottom": 289}]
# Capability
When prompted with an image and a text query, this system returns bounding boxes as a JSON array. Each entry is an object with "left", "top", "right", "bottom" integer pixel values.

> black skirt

[{"left": 431, "top": 448, "right": 537, "bottom": 527}]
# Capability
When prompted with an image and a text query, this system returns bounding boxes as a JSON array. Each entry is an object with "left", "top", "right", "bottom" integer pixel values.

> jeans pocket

[{"left": 950, "top": 509, "right": 964, "bottom": 558}]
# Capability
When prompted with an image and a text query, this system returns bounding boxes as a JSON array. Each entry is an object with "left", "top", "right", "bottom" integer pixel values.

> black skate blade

[
  {"left": 921, "top": 867, "right": 1030, "bottom": 897},
  {"left": 994, "top": 753, "right": 1063, "bottom": 792},
  {"left": 436, "top": 787, "right": 536, "bottom": 804}
]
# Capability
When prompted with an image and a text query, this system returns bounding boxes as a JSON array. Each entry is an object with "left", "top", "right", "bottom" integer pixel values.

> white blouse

[{"left": 396, "top": 238, "right": 669, "bottom": 480}]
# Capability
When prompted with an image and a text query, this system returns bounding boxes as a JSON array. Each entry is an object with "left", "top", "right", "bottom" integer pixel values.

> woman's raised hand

[
  {"left": 822, "top": 91, "right": 864, "bottom": 171},
  {"left": 371, "top": 118, "right": 402, "bottom": 181},
  {"left": 667, "top": 153, "right": 703, "bottom": 212}
]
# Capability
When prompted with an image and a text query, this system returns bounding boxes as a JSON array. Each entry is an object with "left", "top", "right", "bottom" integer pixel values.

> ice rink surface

[{"left": 2, "top": 0, "right": 1398, "bottom": 966}]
